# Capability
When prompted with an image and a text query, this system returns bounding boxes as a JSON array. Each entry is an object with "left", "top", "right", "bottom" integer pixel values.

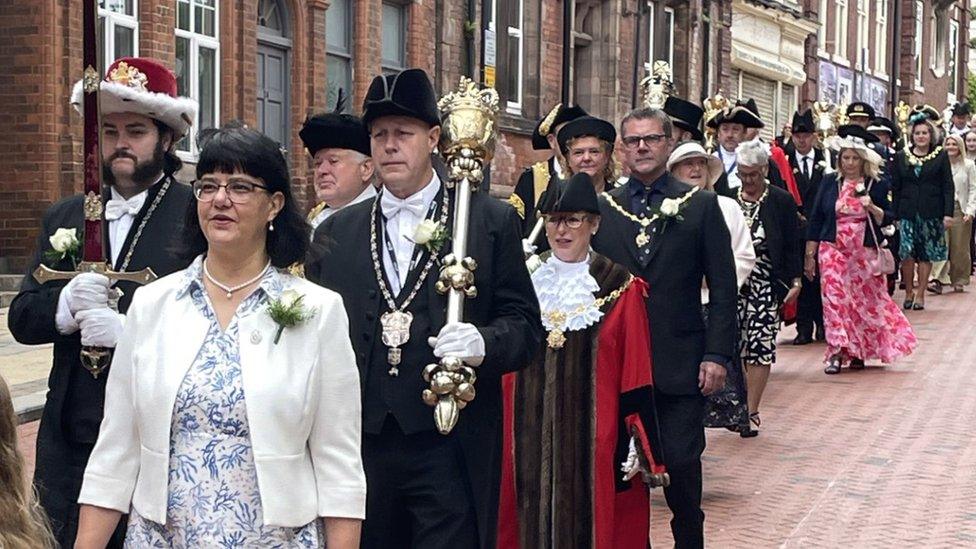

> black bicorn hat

[
  {"left": 910, "top": 103, "right": 943, "bottom": 125},
  {"left": 532, "top": 103, "right": 589, "bottom": 150},
  {"left": 867, "top": 116, "right": 900, "bottom": 141},
  {"left": 546, "top": 172, "right": 600, "bottom": 215},
  {"left": 299, "top": 90, "right": 371, "bottom": 157},
  {"left": 664, "top": 96, "right": 704, "bottom": 142},
  {"left": 362, "top": 68, "right": 440, "bottom": 128},
  {"left": 556, "top": 116, "right": 617, "bottom": 153},
  {"left": 846, "top": 102, "right": 875, "bottom": 120},
  {"left": 952, "top": 101, "right": 972, "bottom": 117},
  {"left": 837, "top": 123, "right": 881, "bottom": 144},
  {"left": 791, "top": 109, "right": 816, "bottom": 133},
  {"left": 706, "top": 99, "right": 764, "bottom": 129}
]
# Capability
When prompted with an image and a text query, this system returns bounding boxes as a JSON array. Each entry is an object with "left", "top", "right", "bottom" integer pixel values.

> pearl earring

[{"left": 269, "top": 221, "right": 275, "bottom": 232}]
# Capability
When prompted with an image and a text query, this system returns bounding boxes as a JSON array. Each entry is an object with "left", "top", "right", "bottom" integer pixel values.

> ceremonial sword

[{"left": 33, "top": 0, "right": 156, "bottom": 379}]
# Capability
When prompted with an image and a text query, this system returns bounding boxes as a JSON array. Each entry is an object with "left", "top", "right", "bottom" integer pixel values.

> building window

[
  {"left": 326, "top": 0, "right": 353, "bottom": 108},
  {"left": 818, "top": 0, "right": 829, "bottom": 56},
  {"left": 735, "top": 70, "right": 794, "bottom": 142},
  {"left": 175, "top": 0, "right": 219, "bottom": 155},
  {"left": 505, "top": 0, "right": 524, "bottom": 114},
  {"left": 855, "top": 0, "right": 868, "bottom": 69},
  {"left": 948, "top": 18, "right": 959, "bottom": 100},
  {"left": 98, "top": 0, "right": 138, "bottom": 74},
  {"left": 914, "top": 0, "right": 923, "bottom": 88},
  {"left": 646, "top": 4, "right": 674, "bottom": 73},
  {"left": 835, "top": 0, "right": 849, "bottom": 59},
  {"left": 874, "top": 0, "right": 888, "bottom": 76},
  {"left": 931, "top": 6, "right": 948, "bottom": 77},
  {"left": 381, "top": 2, "right": 407, "bottom": 75}
]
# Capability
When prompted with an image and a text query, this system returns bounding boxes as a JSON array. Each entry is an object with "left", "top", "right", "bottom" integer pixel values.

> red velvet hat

[{"left": 70, "top": 57, "right": 199, "bottom": 138}]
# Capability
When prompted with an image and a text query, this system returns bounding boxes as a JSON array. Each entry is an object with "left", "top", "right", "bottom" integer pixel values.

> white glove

[
  {"left": 75, "top": 308, "right": 125, "bottom": 348},
  {"left": 521, "top": 238, "right": 537, "bottom": 256},
  {"left": 62, "top": 273, "right": 111, "bottom": 314},
  {"left": 427, "top": 322, "right": 486, "bottom": 367},
  {"left": 621, "top": 438, "right": 641, "bottom": 481}
]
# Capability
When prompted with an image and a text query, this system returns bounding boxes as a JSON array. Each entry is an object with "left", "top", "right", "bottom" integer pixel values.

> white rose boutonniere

[
  {"left": 410, "top": 219, "right": 449, "bottom": 255},
  {"left": 659, "top": 198, "right": 681, "bottom": 217},
  {"left": 44, "top": 227, "right": 81, "bottom": 267},
  {"left": 267, "top": 290, "right": 316, "bottom": 344}
]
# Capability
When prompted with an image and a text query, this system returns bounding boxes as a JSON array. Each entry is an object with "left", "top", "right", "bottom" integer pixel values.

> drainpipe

[
  {"left": 702, "top": 0, "right": 711, "bottom": 99},
  {"left": 562, "top": 0, "right": 573, "bottom": 102},
  {"left": 632, "top": 0, "right": 645, "bottom": 106},
  {"left": 889, "top": 0, "right": 901, "bottom": 114}
]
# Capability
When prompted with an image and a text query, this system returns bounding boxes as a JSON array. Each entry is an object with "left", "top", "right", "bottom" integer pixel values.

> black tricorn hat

[
  {"left": 300, "top": 90, "right": 371, "bottom": 157},
  {"left": 557, "top": 116, "right": 617, "bottom": 153},
  {"left": 952, "top": 101, "right": 972, "bottom": 117},
  {"left": 664, "top": 96, "right": 704, "bottom": 141},
  {"left": 547, "top": 172, "right": 600, "bottom": 215},
  {"left": 837, "top": 124, "right": 880, "bottom": 144},
  {"left": 706, "top": 101, "right": 764, "bottom": 129},
  {"left": 791, "top": 109, "right": 816, "bottom": 133},
  {"left": 867, "top": 116, "right": 900, "bottom": 141},
  {"left": 846, "top": 102, "right": 875, "bottom": 119},
  {"left": 362, "top": 68, "right": 440, "bottom": 128},
  {"left": 532, "top": 103, "right": 589, "bottom": 150}
]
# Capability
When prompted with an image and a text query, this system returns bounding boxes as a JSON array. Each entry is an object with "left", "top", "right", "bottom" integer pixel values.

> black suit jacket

[
  {"left": 756, "top": 185, "right": 803, "bottom": 299},
  {"left": 591, "top": 175, "right": 737, "bottom": 396},
  {"left": 512, "top": 157, "right": 561, "bottom": 235},
  {"left": 783, "top": 143, "right": 826, "bottom": 216},
  {"left": 7, "top": 177, "right": 192, "bottom": 544},
  {"left": 890, "top": 149, "right": 955, "bottom": 220},
  {"left": 306, "top": 186, "right": 542, "bottom": 549}
]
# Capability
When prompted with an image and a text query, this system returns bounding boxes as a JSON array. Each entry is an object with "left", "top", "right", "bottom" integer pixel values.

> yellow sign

[{"left": 484, "top": 66, "right": 496, "bottom": 88}]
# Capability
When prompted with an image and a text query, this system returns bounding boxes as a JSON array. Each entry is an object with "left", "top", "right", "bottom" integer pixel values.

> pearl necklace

[{"left": 204, "top": 258, "right": 271, "bottom": 299}]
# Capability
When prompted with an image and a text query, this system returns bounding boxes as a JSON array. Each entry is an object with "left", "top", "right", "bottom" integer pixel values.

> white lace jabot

[{"left": 531, "top": 254, "right": 604, "bottom": 332}]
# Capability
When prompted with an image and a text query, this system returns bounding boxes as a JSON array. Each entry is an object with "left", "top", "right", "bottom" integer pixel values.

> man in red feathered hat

[{"left": 8, "top": 57, "right": 197, "bottom": 548}]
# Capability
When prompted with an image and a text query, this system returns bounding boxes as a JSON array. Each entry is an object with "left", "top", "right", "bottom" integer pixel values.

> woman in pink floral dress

[{"left": 805, "top": 129, "right": 917, "bottom": 374}]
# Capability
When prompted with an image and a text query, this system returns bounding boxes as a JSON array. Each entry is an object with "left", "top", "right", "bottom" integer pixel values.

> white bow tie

[
  {"left": 380, "top": 191, "right": 427, "bottom": 220},
  {"left": 105, "top": 195, "right": 146, "bottom": 221}
]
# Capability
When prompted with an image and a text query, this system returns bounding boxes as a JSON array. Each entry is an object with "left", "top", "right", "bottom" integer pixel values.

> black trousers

[
  {"left": 796, "top": 274, "right": 824, "bottom": 337},
  {"left": 361, "top": 416, "right": 479, "bottom": 549},
  {"left": 655, "top": 390, "right": 706, "bottom": 549}
]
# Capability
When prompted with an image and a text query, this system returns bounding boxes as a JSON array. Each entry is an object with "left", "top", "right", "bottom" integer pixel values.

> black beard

[{"left": 102, "top": 140, "right": 166, "bottom": 188}]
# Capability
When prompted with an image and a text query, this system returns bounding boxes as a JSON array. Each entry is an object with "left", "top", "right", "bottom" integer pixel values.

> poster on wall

[
  {"left": 870, "top": 79, "right": 888, "bottom": 116},
  {"left": 837, "top": 67, "right": 854, "bottom": 106},
  {"left": 818, "top": 61, "right": 837, "bottom": 103}
]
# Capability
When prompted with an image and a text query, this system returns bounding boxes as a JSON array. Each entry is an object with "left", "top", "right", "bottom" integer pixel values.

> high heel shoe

[
  {"left": 740, "top": 413, "right": 760, "bottom": 438},
  {"left": 903, "top": 299, "right": 914, "bottom": 310},
  {"left": 824, "top": 355, "right": 842, "bottom": 374}
]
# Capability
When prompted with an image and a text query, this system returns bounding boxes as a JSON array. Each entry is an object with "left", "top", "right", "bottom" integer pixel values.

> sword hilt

[{"left": 33, "top": 261, "right": 157, "bottom": 285}]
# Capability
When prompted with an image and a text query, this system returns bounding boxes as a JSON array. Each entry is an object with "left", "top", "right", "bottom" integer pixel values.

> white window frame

[
  {"left": 818, "top": 0, "right": 829, "bottom": 57},
  {"left": 930, "top": 7, "right": 948, "bottom": 77},
  {"left": 175, "top": 0, "right": 220, "bottom": 159},
  {"left": 914, "top": 1, "right": 924, "bottom": 89},
  {"left": 99, "top": 0, "right": 139, "bottom": 68},
  {"left": 948, "top": 18, "right": 959, "bottom": 102},
  {"left": 645, "top": 5, "right": 675, "bottom": 74},
  {"left": 326, "top": 0, "right": 354, "bottom": 106},
  {"left": 855, "top": 0, "right": 868, "bottom": 70},
  {"left": 380, "top": 1, "right": 408, "bottom": 74},
  {"left": 874, "top": 0, "right": 888, "bottom": 77},
  {"left": 505, "top": 0, "right": 524, "bottom": 114},
  {"left": 835, "top": 0, "right": 849, "bottom": 59}
]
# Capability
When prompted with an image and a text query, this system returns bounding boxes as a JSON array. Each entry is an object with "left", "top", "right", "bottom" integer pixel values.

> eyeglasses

[
  {"left": 545, "top": 215, "right": 587, "bottom": 229},
  {"left": 192, "top": 179, "right": 270, "bottom": 204},
  {"left": 622, "top": 134, "right": 669, "bottom": 149}
]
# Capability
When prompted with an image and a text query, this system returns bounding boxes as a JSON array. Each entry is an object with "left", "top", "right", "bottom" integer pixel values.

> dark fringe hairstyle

[{"left": 180, "top": 122, "right": 310, "bottom": 268}]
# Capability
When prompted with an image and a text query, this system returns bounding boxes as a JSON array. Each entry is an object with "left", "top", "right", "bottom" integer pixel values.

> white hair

[{"left": 735, "top": 139, "right": 770, "bottom": 168}]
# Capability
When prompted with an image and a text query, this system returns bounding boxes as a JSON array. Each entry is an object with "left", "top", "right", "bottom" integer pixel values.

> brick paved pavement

[{"left": 12, "top": 289, "right": 976, "bottom": 546}]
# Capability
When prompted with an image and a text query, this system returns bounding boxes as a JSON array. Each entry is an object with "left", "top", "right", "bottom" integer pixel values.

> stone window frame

[
  {"left": 98, "top": 0, "right": 139, "bottom": 74},
  {"left": 326, "top": 0, "right": 354, "bottom": 108},
  {"left": 380, "top": 1, "right": 409, "bottom": 75},
  {"left": 874, "top": 0, "right": 888, "bottom": 78},
  {"left": 175, "top": 0, "right": 220, "bottom": 159},
  {"left": 645, "top": 3, "right": 675, "bottom": 73}
]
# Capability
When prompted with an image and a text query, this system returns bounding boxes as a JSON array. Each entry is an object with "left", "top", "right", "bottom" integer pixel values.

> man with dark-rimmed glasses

[{"left": 592, "top": 107, "right": 737, "bottom": 549}]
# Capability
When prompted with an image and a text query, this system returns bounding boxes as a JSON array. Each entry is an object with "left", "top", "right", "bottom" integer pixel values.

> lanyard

[
  {"left": 381, "top": 199, "right": 438, "bottom": 285},
  {"left": 718, "top": 148, "right": 737, "bottom": 175}
]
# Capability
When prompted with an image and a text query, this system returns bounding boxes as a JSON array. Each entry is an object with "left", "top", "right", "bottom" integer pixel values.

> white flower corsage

[
  {"left": 45, "top": 227, "right": 81, "bottom": 267},
  {"left": 659, "top": 198, "right": 681, "bottom": 217},
  {"left": 410, "top": 219, "right": 449, "bottom": 254},
  {"left": 267, "top": 290, "right": 315, "bottom": 344}
]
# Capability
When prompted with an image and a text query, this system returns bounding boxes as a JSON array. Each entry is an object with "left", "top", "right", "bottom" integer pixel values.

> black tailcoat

[
  {"left": 783, "top": 143, "right": 826, "bottom": 331},
  {"left": 306, "top": 186, "right": 542, "bottom": 549},
  {"left": 7, "top": 177, "right": 192, "bottom": 548}
]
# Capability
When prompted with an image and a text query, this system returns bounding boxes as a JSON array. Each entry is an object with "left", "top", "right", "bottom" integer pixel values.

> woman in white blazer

[
  {"left": 931, "top": 133, "right": 976, "bottom": 291},
  {"left": 667, "top": 141, "right": 758, "bottom": 435},
  {"left": 75, "top": 126, "right": 365, "bottom": 548}
]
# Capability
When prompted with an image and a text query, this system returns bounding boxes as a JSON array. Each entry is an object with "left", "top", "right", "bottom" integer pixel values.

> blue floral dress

[{"left": 125, "top": 259, "right": 322, "bottom": 548}]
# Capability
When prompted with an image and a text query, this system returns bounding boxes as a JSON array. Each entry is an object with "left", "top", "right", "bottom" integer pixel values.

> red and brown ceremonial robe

[{"left": 496, "top": 254, "right": 666, "bottom": 549}]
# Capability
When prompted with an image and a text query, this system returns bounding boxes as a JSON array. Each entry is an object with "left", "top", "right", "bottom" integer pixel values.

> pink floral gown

[{"left": 818, "top": 179, "right": 917, "bottom": 363}]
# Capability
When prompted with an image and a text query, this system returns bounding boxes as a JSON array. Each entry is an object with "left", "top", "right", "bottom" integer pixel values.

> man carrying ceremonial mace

[
  {"left": 307, "top": 68, "right": 541, "bottom": 549},
  {"left": 7, "top": 6, "right": 197, "bottom": 543}
]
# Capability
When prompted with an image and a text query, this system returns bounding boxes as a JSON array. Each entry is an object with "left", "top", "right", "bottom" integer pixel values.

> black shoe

[
  {"left": 815, "top": 325, "right": 826, "bottom": 341},
  {"left": 903, "top": 299, "right": 914, "bottom": 310},
  {"left": 824, "top": 356, "right": 842, "bottom": 374},
  {"left": 793, "top": 333, "right": 813, "bottom": 345},
  {"left": 740, "top": 413, "right": 760, "bottom": 438},
  {"left": 849, "top": 358, "right": 865, "bottom": 370}
]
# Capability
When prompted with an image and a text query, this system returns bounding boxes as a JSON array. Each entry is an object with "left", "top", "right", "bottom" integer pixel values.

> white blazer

[{"left": 78, "top": 267, "right": 366, "bottom": 527}]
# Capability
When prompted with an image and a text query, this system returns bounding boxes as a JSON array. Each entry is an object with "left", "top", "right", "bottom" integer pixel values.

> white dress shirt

[
  {"left": 715, "top": 147, "right": 741, "bottom": 190},
  {"left": 794, "top": 149, "right": 815, "bottom": 180},
  {"left": 380, "top": 172, "right": 441, "bottom": 295},
  {"left": 309, "top": 185, "right": 378, "bottom": 231},
  {"left": 702, "top": 195, "right": 756, "bottom": 304}
]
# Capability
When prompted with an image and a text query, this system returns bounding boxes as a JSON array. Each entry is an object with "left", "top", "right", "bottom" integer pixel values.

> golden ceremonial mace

[{"left": 421, "top": 77, "right": 500, "bottom": 435}]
